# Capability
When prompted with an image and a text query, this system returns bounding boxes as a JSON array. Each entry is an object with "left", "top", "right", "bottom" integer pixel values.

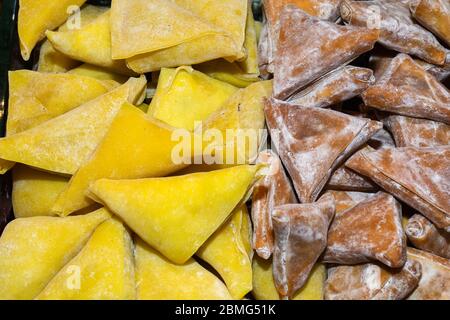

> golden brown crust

[
  {"left": 272, "top": 193, "right": 335, "bottom": 299},
  {"left": 324, "top": 192, "right": 407, "bottom": 268},
  {"left": 406, "top": 214, "right": 450, "bottom": 259},
  {"left": 251, "top": 151, "right": 297, "bottom": 259},
  {"left": 363, "top": 54, "right": 450, "bottom": 124},
  {"left": 384, "top": 115, "right": 450, "bottom": 148},
  {"left": 265, "top": 98, "right": 382, "bottom": 203},
  {"left": 346, "top": 146, "right": 450, "bottom": 231},
  {"left": 273, "top": 5, "right": 378, "bottom": 99},
  {"left": 341, "top": 0, "right": 448, "bottom": 65}
]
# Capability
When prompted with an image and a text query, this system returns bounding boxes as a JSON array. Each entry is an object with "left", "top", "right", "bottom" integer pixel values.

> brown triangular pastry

[
  {"left": 323, "top": 192, "right": 407, "bottom": 268},
  {"left": 265, "top": 98, "right": 382, "bottom": 203},
  {"left": 367, "top": 128, "right": 396, "bottom": 150},
  {"left": 340, "top": 0, "right": 448, "bottom": 65},
  {"left": 263, "top": 0, "right": 342, "bottom": 73},
  {"left": 384, "top": 115, "right": 450, "bottom": 148},
  {"left": 407, "top": 248, "right": 450, "bottom": 300},
  {"left": 325, "top": 260, "right": 421, "bottom": 300},
  {"left": 272, "top": 193, "right": 335, "bottom": 299},
  {"left": 363, "top": 54, "right": 450, "bottom": 124},
  {"left": 346, "top": 146, "right": 450, "bottom": 231},
  {"left": 251, "top": 150, "right": 297, "bottom": 259},
  {"left": 327, "top": 166, "right": 378, "bottom": 192},
  {"left": 410, "top": 0, "right": 450, "bottom": 47},
  {"left": 324, "top": 190, "right": 375, "bottom": 214},
  {"left": 405, "top": 214, "right": 450, "bottom": 259},
  {"left": 273, "top": 5, "right": 378, "bottom": 99},
  {"left": 288, "top": 66, "right": 375, "bottom": 108}
]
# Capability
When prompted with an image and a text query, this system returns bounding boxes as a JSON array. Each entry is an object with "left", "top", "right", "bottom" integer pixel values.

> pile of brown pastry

[{"left": 254, "top": 0, "right": 449, "bottom": 300}]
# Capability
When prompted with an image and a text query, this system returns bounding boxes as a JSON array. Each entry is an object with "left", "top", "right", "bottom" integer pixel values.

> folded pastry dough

[
  {"left": 264, "top": 98, "right": 382, "bottom": 203},
  {"left": 68, "top": 64, "right": 128, "bottom": 83},
  {"left": 251, "top": 150, "right": 297, "bottom": 259},
  {"left": 110, "top": 0, "right": 224, "bottom": 59},
  {"left": 323, "top": 190, "right": 375, "bottom": 214},
  {"left": 288, "top": 66, "right": 375, "bottom": 108},
  {"left": 363, "top": 54, "right": 450, "bottom": 124},
  {"left": 88, "top": 165, "right": 262, "bottom": 264},
  {"left": 340, "top": 0, "right": 448, "bottom": 65},
  {"left": 0, "top": 209, "right": 110, "bottom": 299},
  {"left": 125, "top": 0, "right": 248, "bottom": 73},
  {"left": 46, "top": 11, "right": 134, "bottom": 75},
  {"left": 346, "top": 146, "right": 450, "bottom": 232},
  {"left": 37, "top": 4, "right": 108, "bottom": 73},
  {"left": 12, "top": 165, "right": 69, "bottom": 218},
  {"left": 197, "top": 205, "right": 253, "bottom": 299},
  {"left": 325, "top": 260, "right": 422, "bottom": 300},
  {"left": 0, "top": 77, "right": 146, "bottom": 175},
  {"left": 384, "top": 115, "right": 450, "bottom": 148},
  {"left": 272, "top": 193, "right": 335, "bottom": 299},
  {"left": 18, "top": 0, "right": 87, "bottom": 61},
  {"left": 273, "top": 5, "right": 378, "bottom": 99},
  {"left": 407, "top": 248, "right": 450, "bottom": 300},
  {"left": 36, "top": 219, "right": 135, "bottom": 300},
  {"left": 237, "top": 2, "right": 259, "bottom": 76},
  {"left": 410, "top": 0, "right": 450, "bottom": 47},
  {"left": 252, "top": 256, "right": 326, "bottom": 300},
  {"left": 135, "top": 238, "right": 231, "bottom": 300},
  {"left": 7, "top": 70, "right": 118, "bottom": 136},
  {"left": 324, "top": 192, "right": 407, "bottom": 268},
  {"left": 405, "top": 214, "right": 450, "bottom": 259},
  {"left": 52, "top": 102, "right": 188, "bottom": 216},
  {"left": 326, "top": 166, "right": 378, "bottom": 192},
  {"left": 149, "top": 67, "right": 237, "bottom": 130}
]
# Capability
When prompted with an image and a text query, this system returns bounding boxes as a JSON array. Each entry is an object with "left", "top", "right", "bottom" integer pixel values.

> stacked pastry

[
  {"left": 254, "top": 0, "right": 450, "bottom": 300},
  {"left": 0, "top": 0, "right": 448, "bottom": 300}
]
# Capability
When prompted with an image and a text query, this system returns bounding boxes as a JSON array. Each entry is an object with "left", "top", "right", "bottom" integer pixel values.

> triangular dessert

[
  {"left": 197, "top": 205, "right": 253, "bottom": 299},
  {"left": 0, "top": 208, "right": 110, "bottom": 299},
  {"left": 363, "top": 54, "right": 450, "bottom": 124},
  {"left": 346, "top": 146, "right": 450, "bottom": 231},
  {"left": 264, "top": 98, "right": 382, "bottom": 203},
  {"left": 289, "top": 66, "right": 375, "bottom": 108},
  {"left": 135, "top": 238, "right": 231, "bottom": 300},
  {"left": 326, "top": 166, "right": 378, "bottom": 192},
  {"left": 384, "top": 115, "right": 450, "bottom": 148},
  {"left": 410, "top": 0, "right": 450, "bottom": 47},
  {"left": 252, "top": 256, "right": 326, "bottom": 300},
  {"left": 198, "top": 80, "right": 272, "bottom": 167},
  {"left": 148, "top": 67, "right": 237, "bottom": 130},
  {"left": 195, "top": 59, "right": 260, "bottom": 88},
  {"left": 273, "top": 5, "right": 378, "bottom": 99},
  {"left": 37, "top": 4, "right": 108, "bottom": 73},
  {"left": 405, "top": 214, "right": 450, "bottom": 259},
  {"left": 52, "top": 103, "right": 190, "bottom": 216},
  {"left": 125, "top": 0, "right": 248, "bottom": 73},
  {"left": 68, "top": 64, "right": 128, "bottom": 83},
  {"left": 340, "top": 0, "right": 448, "bottom": 65},
  {"left": 88, "top": 165, "right": 262, "bottom": 264},
  {"left": 36, "top": 219, "right": 135, "bottom": 300},
  {"left": 323, "top": 192, "right": 407, "bottom": 268},
  {"left": 237, "top": 5, "right": 260, "bottom": 76},
  {"left": 12, "top": 165, "right": 69, "bottom": 218},
  {"left": 18, "top": 0, "right": 87, "bottom": 61},
  {"left": 272, "top": 193, "right": 335, "bottom": 299},
  {"left": 323, "top": 190, "right": 375, "bottom": 214},
  {"left": 46, "top": 10, "right": 133, "bottom": 75},
  {"left": 324, "top": 260, "right": 422, "bottom": 300},
  {"left": 110, "top": 0, "right": 223, "bottom": 59},
  {"left": 7, "top": 70, "right": 118, "bottom": 135},
  {"left": 263, "top": 0, "right": 342, "bottom": 72},
  {"left": 0, "top": 77, "right": 146, "bottom": 175},
  {"left": 251, "top": 150, "right": 297, "bottom": 259},
  {"left": 407, "top": 248, "right": 450, "bottom": 300}
]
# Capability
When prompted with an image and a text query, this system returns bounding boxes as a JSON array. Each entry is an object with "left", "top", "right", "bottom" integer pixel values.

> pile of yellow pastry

[{"left": 0, "top": 0, "right": 320, "bottom": 300}]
